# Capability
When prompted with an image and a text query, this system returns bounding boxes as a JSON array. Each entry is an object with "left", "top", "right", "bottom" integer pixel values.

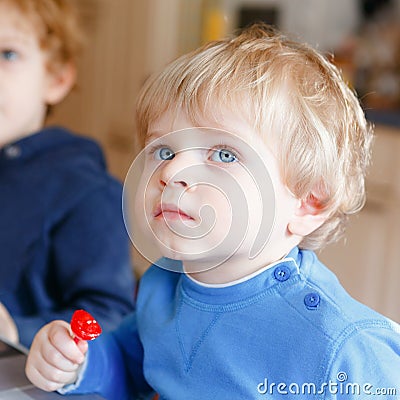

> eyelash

[
  {"left": 146, "top": 143, "right": 170, "bottom": 155},
  {"left": 0, "top": 49, "right": 19, "bottom": 61},
  {"left": 209, "top": 143, "right": 240, "bottom": 161}
]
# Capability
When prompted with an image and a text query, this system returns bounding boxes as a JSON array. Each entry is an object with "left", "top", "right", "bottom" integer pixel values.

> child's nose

[
  {"left": 158, "top": 151, "right": 196, "bottom": 189},
  {"left": 159, "top": 178, "right": 187, "bottom": 188}
]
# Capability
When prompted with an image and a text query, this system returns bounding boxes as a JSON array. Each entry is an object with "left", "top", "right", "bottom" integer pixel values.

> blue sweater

[
  {"left": 0, "top": 127, "right": 135, "bottom": 347},
  {"left": 66, "top": 247, "right": 400, "bottom": 400}
]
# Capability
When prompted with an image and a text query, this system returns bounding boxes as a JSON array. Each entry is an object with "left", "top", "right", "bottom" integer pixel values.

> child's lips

[{"left": 153, "top": 203, "right": 194, "bottom": 221}]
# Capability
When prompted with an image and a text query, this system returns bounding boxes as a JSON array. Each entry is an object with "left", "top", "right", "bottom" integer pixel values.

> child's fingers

[
  {"left": 76, "top": 337, "right": 89, "bottom": 354},
  {"left": 47, "top": 321, "right": 86, "bottom": 365},
  {"left": 26, "top": 339, "right": 78, "bottom": 392},
  {"left": 40, "top": 339, "right": 81, "bottom": 372},
  {"left": 25, "top": 365, "right": 63, "bottom": 392},
  {"left": 26, "top": 352, "right": 78, "bottom": 392},
  {"left": 26, "top": 320, "right": 86, "bottom": 392}
]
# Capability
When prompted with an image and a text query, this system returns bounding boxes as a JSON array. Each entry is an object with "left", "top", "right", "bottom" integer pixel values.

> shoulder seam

[{"left": 321, "top": 319, "right": 397, "bottom": 390}]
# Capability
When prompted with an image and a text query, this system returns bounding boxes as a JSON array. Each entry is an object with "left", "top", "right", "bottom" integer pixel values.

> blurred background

[{"left": 47, "top": 0, "right": 400, "bottom": 322}]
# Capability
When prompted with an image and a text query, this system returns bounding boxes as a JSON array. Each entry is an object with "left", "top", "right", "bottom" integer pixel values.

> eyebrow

[
  {"left": 0, "top": 33, "right": 33, "bottom": 46},
  {"left": 145, "top": 131, "right": 166, "bottom": 144}
]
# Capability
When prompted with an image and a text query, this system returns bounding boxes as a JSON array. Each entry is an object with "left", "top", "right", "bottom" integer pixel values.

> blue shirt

[
  {"left": 67, "top": 247, "right": 400, "bottom": 399},
  {"left": 0, "top": 127, "right": 135, "bottom": 347}
]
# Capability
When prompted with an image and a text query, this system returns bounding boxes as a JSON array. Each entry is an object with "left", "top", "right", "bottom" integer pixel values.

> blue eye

[
  {"left": 1, "top": 50, "right": 18, "bottom": 62},
  {"left": 210, "top": 148, "right": 237, "bottom": 163},
  {"left": 155, "top": 147, "right": 175, "bottom": 160}
]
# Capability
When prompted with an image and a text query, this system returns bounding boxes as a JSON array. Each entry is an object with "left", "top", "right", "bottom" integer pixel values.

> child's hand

[
  {"left": 0, "top": 302, "right": 19, "bottom": 343},
  {"left": 25, "top": 320, "right": 88, "bottom": 392}
]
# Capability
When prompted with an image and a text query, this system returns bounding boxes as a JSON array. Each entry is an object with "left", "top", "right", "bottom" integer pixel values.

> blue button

[
  {"left": 273, "top": 266, "right": 291, "bottom": 282},
  {"left": 4, "top": 145, "right": 21, "bottom": 159},
  {"left": 304, "top": 292, "right": 320, "bottom": 309}
]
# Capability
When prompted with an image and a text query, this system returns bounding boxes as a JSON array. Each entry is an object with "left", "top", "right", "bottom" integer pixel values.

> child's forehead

[
  {"left": 147, "top": 105, "right": 255, "bottom": 140},
  {"left": 0, "top": 3, "right": 38, "bottom": 38},
  {"left": 147, "top": 127, "right": 245, "bottom": 147}
]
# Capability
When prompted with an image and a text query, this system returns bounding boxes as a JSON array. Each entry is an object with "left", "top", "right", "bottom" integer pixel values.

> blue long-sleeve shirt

[
  {"left": 65, "top": 247, "right": 400, "bottom": 399},
  {"left": 0, "top": 126, "right": 135, "bottom": 347}
]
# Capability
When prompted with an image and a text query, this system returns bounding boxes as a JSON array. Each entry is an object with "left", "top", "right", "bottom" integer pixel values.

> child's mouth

[{"left": 153, "top": 203, "right": 194, "bottom": 221}]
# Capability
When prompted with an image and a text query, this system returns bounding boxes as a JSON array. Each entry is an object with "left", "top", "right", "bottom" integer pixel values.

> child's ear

[
  {"left": 44, "top": 62, "right": 76, "bottom": 105},
  {"left": 288, "top": 192, "right": 329, "bottom": 237}
]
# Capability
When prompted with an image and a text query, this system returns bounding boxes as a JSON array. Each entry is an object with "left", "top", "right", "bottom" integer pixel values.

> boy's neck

[
  {"left": 0, "top": 131, "right": 37, "bottom": 149},
  {"left": 185, "top": 248, "right": 293, "bottom": 285}
]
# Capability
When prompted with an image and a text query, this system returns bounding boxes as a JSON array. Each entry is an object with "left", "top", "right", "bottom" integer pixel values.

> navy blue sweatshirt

[{"left": 0, "top": 126, "right": 135, "bottom": 347}]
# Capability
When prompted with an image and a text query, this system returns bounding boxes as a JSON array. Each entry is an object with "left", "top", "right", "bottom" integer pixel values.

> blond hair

[
  {"left": 136, "top": 23, "right": 373, "bottom": 250},
  {"left": 1, "top": 0, "right": 84, "bottom": 72}
]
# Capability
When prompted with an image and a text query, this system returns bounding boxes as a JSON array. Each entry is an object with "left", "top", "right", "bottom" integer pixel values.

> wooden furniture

[
  {"left": 46, "top": 0, "right": 150, "bottom": 181},
  {"left": 319, "top": 124, "right": 400, "bottom": 323}
]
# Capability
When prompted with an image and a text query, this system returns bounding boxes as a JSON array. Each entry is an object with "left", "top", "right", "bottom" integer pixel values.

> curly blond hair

[
  {"left": 136, "top": 23, "right": 373, "bottom": 250},
  {"left": 1, "top": 0, "right": 84, "bottom": 71}
]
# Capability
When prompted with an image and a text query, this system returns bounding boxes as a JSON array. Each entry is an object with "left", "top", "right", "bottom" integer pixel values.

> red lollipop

[{"left": 70, "top": 309, "right": 102, "bottom": 343}]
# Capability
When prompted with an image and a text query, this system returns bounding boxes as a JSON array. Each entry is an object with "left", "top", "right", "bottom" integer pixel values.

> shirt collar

[
  {"left": 187, "top": 246, "right": 301, "bottom": 289},
  {"left": 179, "top": 247, "right": 302, "bottom": 307},
  {"left": 0, "top": 126, "right": 72, "bottom": 164}
]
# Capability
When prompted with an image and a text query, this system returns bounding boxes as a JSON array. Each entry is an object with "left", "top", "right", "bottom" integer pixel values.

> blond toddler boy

[{"left": 26, "top": 24, "right": 400, "bottom": 399}]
